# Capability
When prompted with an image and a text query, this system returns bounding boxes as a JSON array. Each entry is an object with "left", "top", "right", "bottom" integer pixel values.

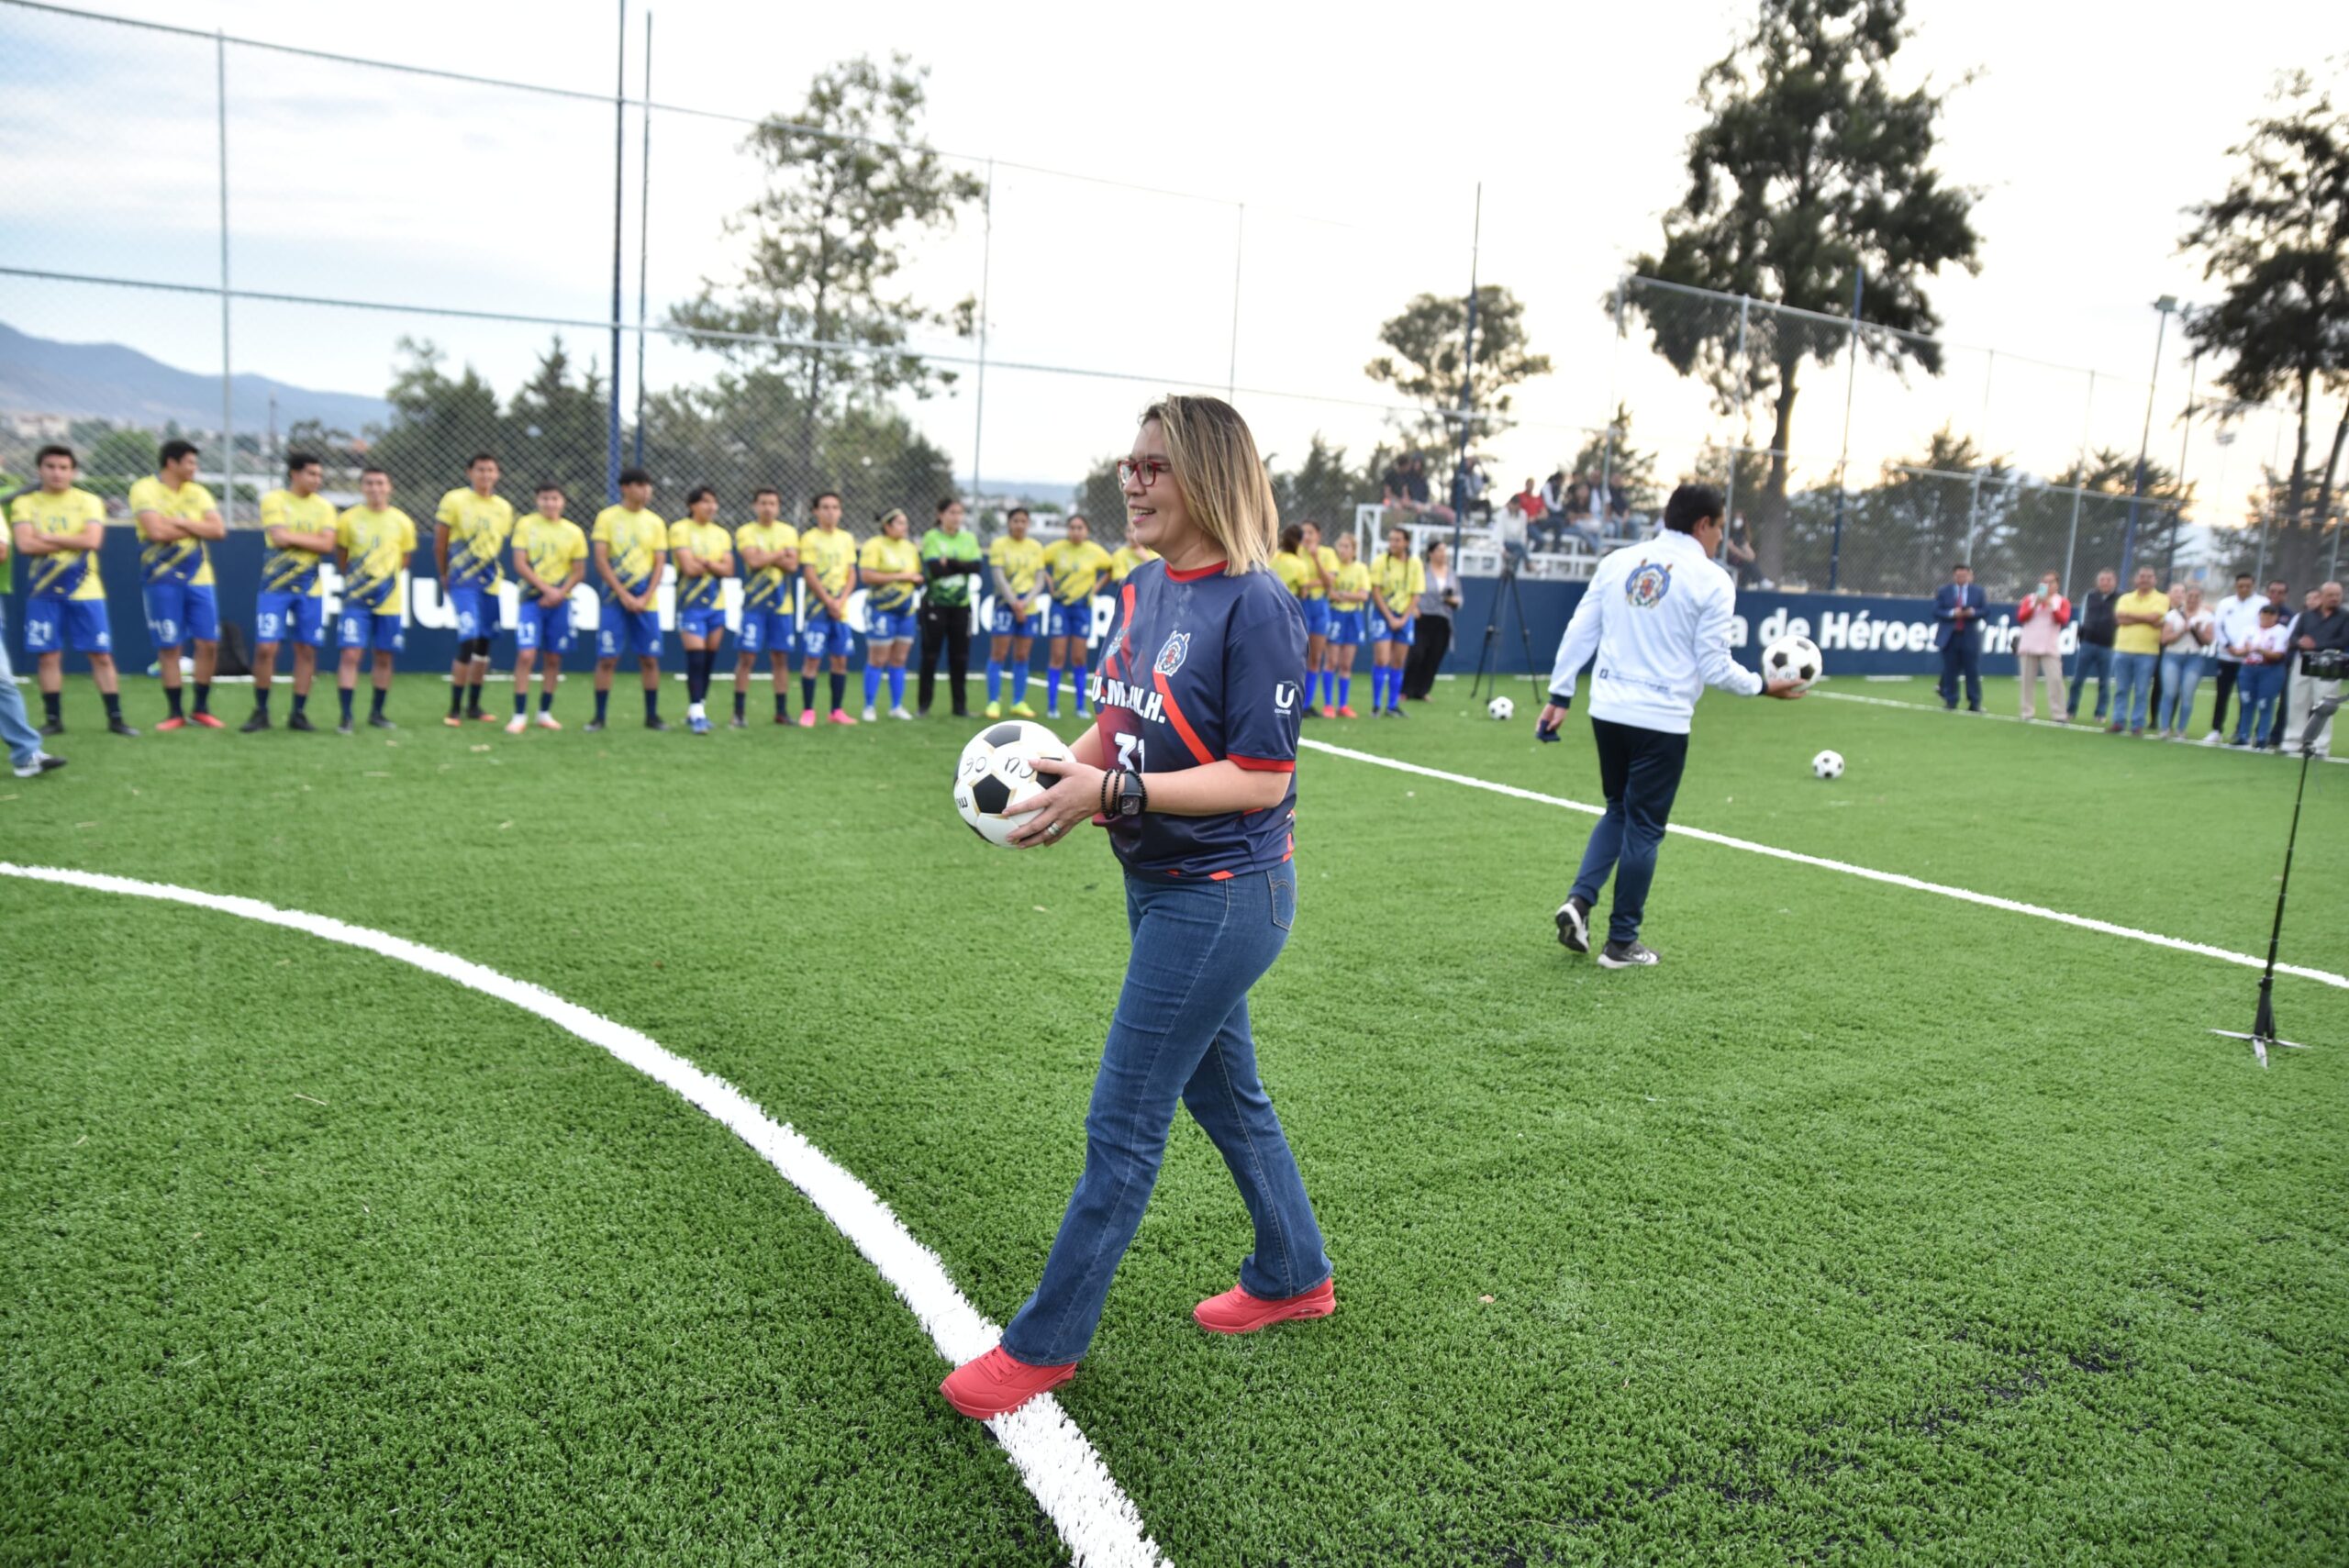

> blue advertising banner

[{"left": 7, "top": 529, "right": 2056, "bottom": 682}]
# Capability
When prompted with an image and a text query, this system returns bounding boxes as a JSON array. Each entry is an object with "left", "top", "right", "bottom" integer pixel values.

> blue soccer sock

[
  {"left": 802, "top": 674, "right": 818, "bottom": 712},
  {"left": 1321, "top": 668, "right": 1337, "bottom": 706},
  {"left": 888, "top": 667, "right": 907, "bottom": 709},
  {"left": 595, "top": 687, "right": 610, "bottom": 723},
  {"left": 540, "top": 687, "right": 555, "bottom": 713},
  {"left": 1375, "top": 667, "right": 1392, "bottom": 709},
  {"left": 514, "top": 690, "right": 529, "bottom": 717},
  {"left": 1338, "top": 673, "right": 1352, "bottom": 710},
  {"left": 642, "top": 687, "right": 659, "bottom": 722},
  {"left": 863, "top": 664, "right": 884, "bottom": 706},
  {"left": 987, "top": 659, "right": 1004, "bottom": 704},
  {"left": 1046, "top": 667, "right": 1063, "bottom": 716},
  {"left": 1011, "top": 661, "right": 1030, "bottom": 706},
  {"left": 829, "top": 673, "right": 847, "bottom": 712},
  {"left": 1073, "top": 671, "right": 1088, "bottom": 715},
  {"left": 339, "top": 686, "right": 354, "bottom": 723}
]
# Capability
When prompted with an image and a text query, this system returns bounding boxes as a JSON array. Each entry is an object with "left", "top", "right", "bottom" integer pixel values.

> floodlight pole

[
  {"left": 1827, "top": 266, "right": 1864, "bottom": 592},
  {"left": 216, "top": 29, "right": 234, "bottom": 524},
  {"left": 1451, "top": 183, "right": 1481, "bottom": 566},
  {"left": 606, "top": 0, "right": 626, "bottom": 505},
  {"left": 632, "top": 10, "right": 652, "bottom": 466},
  {"left": 2120, "top": 295, "right": 2179, "bottom": 581},
  {"left": 969, "top": 159, "right": 993, "bottom": 511}
]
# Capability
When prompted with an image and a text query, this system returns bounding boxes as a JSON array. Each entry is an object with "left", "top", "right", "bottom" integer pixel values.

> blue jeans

[
  {"left": 2234, "top": 662, "right": 2286, "bottom": 745},
  {"left": 1000, "top": 869, "right": 1329, "bottom": 1366},
  {"left": 0, "top": 602, "right": 46, "bottom": 767},
  {"left": 2158, "top": 650, "right": 2209, "bottom": 734},
  {"left": 1571, "top": 716, "right": 1690, "bottom": 945},
  {"left": 2068, "top": 642, "right": 2114, "bottom": 720},
  {"left": 2110, "top": 651, "right": 2157, "bottom": 729}
]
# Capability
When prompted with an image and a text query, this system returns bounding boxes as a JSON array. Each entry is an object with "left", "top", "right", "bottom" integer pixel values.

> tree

[
  {"left": 1268, "top": 435, "right": 1363, "bottom": 535},
  {"left": 1570, "top": 404, "right": 1658, "bottom": 511},
  {"left": 503, "top": 338, "right": 607, "bottom": 509},
  {"left": 672, "top": 54, "right": 983, "bottom": 508},
  {"left": 2182, "top": 67, "right": 2349, "bottom": 584},
  {"left": 1365, "top": 285, "right": 1552, "bottom": 452},
  {"left": 368, "top": 338, "right": 502, "bottom": 505},
  {"left": 1620, "top": 0, "right": 1980, "bottom": 583}
]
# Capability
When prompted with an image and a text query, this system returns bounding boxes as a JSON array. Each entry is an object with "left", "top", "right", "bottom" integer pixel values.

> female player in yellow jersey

[
  {"left": 1367, "top": 524, "right": 1426, "bottom": 717},
  {"left": 1039, "top": 512, "right": 1113, "bottom": 718},
  {"left": 1321, "top": 531, "right": 1371, "bottom": 717},
  {"left": 985, "top": 506, "right": 1045, "bottom": 717},
  {"left": 857, "top": 507, "right": 923, "bottom": 720},
  {"left": 1109, "top": 539, "right": 1157, "bottom": 581},
  {"left": 1298, "top": 521, "right": 1337, "bottom": 712}
]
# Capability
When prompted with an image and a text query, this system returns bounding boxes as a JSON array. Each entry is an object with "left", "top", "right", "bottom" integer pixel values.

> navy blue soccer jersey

[{"left": 1086, "top": 559, "right": 1305, "bottom": 877}]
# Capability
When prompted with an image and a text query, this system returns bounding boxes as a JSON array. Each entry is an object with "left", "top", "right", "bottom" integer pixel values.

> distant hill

[{"left": 0, "top": 321, "right": 391, "bottom": 435}]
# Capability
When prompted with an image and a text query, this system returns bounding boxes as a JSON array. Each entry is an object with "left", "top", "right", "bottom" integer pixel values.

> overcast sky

[{"left": 0, "top": 0, "right": 2322, "bottom": 508}]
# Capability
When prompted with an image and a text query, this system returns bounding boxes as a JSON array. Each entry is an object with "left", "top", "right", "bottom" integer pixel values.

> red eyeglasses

[{"left": 1117, "top": 457, "right": 1172, "bottom": 490}]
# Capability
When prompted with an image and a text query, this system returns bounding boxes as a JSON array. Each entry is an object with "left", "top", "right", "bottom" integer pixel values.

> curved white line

[
  {"left": 1298, "top": 740, "right": 2349, "bottom": 992},
  {"left": 0, "top": 862, "right": 1169, "bottom": 1568}
]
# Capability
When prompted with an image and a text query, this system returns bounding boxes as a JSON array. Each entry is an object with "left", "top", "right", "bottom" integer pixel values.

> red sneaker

[
  {"left": 1336, "top": 706, "right": 1358, "bottom": 719},
  {"left": 828, "top": 708, "right": 857, "bottom": 726},
  {"left": 1319, "top": 705, "right": 1337, "bottom": 720},
  {"left": 939, "top": 1345, "right": 1078, "bottom": 1419},
  {"left": 443, "top": 715, "right": 465, "bottom": 728},
  {"left": 155, "top": 716, "right": 186, "bottom": 732},
  {"left": 1193, "top": 1276, "right": 1335, "bottom": 1335},
  {"left": 189, "top": 711, "right": 225, "bottom": 728}
]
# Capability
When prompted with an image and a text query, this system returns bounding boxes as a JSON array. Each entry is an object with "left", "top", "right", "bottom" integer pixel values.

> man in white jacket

[{"left": 1539, "top": 484, "right": 1802, "bottom": 968}]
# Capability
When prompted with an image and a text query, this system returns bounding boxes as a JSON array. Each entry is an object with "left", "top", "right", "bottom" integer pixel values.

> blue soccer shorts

[
  {"left": 515, "top": 599, "right": 573, "bottom": 654},
  {"left": 1375, "top": 615, "right": 1416, "bottom": 647},
  {"left": 24, "top": 598, "right": 112, "bottom": 655},
  {"left": 339, "top": 606, "right": 405, "bottom": 652},
  {"left": 449, "top": 584, "right": 502, "bottom": 642},
  {"left": 255, "top": 591, "right": 327, "bottom": 648},
  {"left": 1326, "top": 608, "right": 1365, "bottom": 648},
  {"left": 677, "top": 604, "right": 728, "bottom": 641},
  {"left": 144, "top": 581, "right": 219, "bottom": 648},
  {"left": 596, "top": 606, "right": 662, "bottom": 660},
  {"left": 1048, "top": 600, "right": 1095, "bottom": 640},
  {"left": 1300, "top": 597, "right": 1332, "bottom": 639},
  {"left": 738, "top": 607, "right": 795, "bottom": 655},
  {"left": 800, "top": 611, "right": 855, "bottom": 660},
  {"left": 865, "top": 606, "right": 918, "bottom": 644},
  {"left": 988, "top": 602, "right": 1041, "bottom": 639}
]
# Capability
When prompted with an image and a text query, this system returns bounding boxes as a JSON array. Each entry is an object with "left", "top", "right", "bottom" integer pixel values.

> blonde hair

[{"left": 1139, "top": 395, "right": 1277, "bottom": 574}]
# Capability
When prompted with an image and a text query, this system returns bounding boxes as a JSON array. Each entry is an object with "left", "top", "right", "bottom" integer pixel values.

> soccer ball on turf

[
  {"left": 1763, "top": 634, "right": 1823, "bottom": 689},
  {"left": 954, "top": 720, "right": 1074, "bottom": 849},
  {"left": 1488, "top": 695, "right": 1515, "bottom": 722},
  {"left": 1812, "top": 749, "right": 1844, "bottom": 780}
]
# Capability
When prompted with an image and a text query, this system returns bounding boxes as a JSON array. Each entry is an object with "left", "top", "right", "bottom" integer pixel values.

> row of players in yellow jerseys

[{"left": 1270, "top": 518, "right": 1427, "bottom": 718}]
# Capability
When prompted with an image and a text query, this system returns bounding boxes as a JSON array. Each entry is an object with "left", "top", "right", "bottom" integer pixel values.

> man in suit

[{"left": 1934, "top": 562, "right": 1986, "bottom": 711}]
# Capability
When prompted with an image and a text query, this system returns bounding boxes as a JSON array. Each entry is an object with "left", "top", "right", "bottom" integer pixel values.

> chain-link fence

[{"left": 3, "top": 0, "right": 2337, "bottom": 609}]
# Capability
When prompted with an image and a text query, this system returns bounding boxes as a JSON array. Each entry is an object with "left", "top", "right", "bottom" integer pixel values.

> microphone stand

[{"left": 2210, "top": 691, "right": 2338, "bottom": 1067}]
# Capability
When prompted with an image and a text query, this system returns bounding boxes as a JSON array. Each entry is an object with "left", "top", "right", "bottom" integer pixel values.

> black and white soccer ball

[
  {"left": 954, "top": 720, "right": 1074, "bottom": 849},
  {"left": 1763, "top": 634, "right": 1823, "bottom": 689},
  {"left": 1488, "top": 695, "right": 1515, "bottom": 722},
  {"left": 1812, "top": 749, "right": 1844, "bottom": 780}
]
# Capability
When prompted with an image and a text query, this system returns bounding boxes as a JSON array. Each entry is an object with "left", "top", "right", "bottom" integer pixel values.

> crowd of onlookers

[{"left": 1936, "top": 561, "right": 2344, "bottom": 756}]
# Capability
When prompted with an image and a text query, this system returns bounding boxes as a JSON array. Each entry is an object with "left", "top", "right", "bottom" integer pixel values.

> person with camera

[
  {"left": 1540, "top": 484, "right": 1804, "bottom": 970},
  {"left": 1400, "top": 539, "right": 1462, "bottom": 700},
  {"left": 2282, "top": 580, "right": 2346, "bottom": 755}
]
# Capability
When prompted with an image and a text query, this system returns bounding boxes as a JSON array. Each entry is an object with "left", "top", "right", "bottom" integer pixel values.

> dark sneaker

[
  {"left": 583, "top": 718, "right": 607, "bottom": 733},
  {"left": 644, "top": 717, "right": 670, "bottom": 732},
  {"left": 240, "top": 710, "right": 272, "bottom": 733},
  {"left": 336, "top": 719, "right": 355, "bottom": 735},
  {"left": 1598, "top": 940, "right": 1660, "bottom": 969},
  {"left": 39, "top": 717, "right": 63, "bottom": 738},
  {"left": 287, "top": 711, "right": 316, "bottom": 732},
  {"left": 368, "top": 714, "right": 397, "bottom": 729},
  {"left": 729, "top": 716, "right": 748, "bottom": 729},
  {"left": 1555, "top": 895, "right": 1592, "bottom": 954},
  {"left": 12, "top": 753, "right": 67, "bottom": 779},
  {"left": 107, "top": 719, "right": 140, "bottom": 738}
]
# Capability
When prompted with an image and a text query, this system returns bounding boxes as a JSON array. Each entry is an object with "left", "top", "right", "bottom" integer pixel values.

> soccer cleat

[
  {"left": 797, "top": 709, "right": 817, "bottom": 728},
  {"left": 985, "top": 701, "right": 1003, "bottom": 719},
  {"left": 730, "top": 716, "right": 748, "bottom": 729},
  {"left": 774, "top": 711, "right": 793, "bottom": 726},
  {"left": 155, "top": 716, "right": 186, "bottom": 732},
  {"left": 368, "top": 714, "right": 397, "bottom": 729},
  {"left": 336, "top": 719, "right": 355, "bottom": 735},
  {"left": 1010, "top": 702, "right": 1037, "bottom": 718},
  {"left": 938, "top": 1346, "right": 1078, "bottom": 1420},
  {"left": 829, "top": 708, "right": 856, "bottom": 726},
  {"left": 108, "top": 718, "right": 140, "bottom": 738},
  {"left": 645, "top": 717, "right": 670, "bottom": 732},
  {"left": 286, "top": 712, "right": 315, "bottom": 733},
  {"left": 888, "top": 706, "right": 914, "bottom": 721},
  {"left": 2201, "top": 730, "right": 2222, "bottom": 746},
  {"left": 1598, "top": 940, "right": 1660, "bottom": 969},
  {"left": 475, "top": 710, "right": 501, "bottom": 723},
  {"left": 1193, "top": 1276, "right": 1336, "bottom": 1335},
  {"left": 583, "top": 718, "right": 607, "bottom": 733},
  {"left": 444, "top": 714, "right": 465, "bottom": 728},
  {"left": 190, "top": 711, "right": 225, "bottom": 728},
  {"left": 1556, "top": 895, "right": 1592, "bottom": 954},
  {"left": 13, "top": 753, "right": 67, "bottom": 779},
  {"left": 506, "top": 716, "right": 529, "bottom": 735},
  {"left": 240, "top": 710, "right": 272, "bottom": 733},
  {"left": 862, "top": 705, "right": 878, "bottom": 722},
  {"left": 535, "top": 713, "right": 562, "bottom": 730},
  {"left": 688, "top": 715, "right": 711, "bottom": 736},
  {"left": 39, "top": 718, "right": 63, "bottom": 738},
  {"left": 1336, "top": 705, "right": 1357, "bottom": 719}
]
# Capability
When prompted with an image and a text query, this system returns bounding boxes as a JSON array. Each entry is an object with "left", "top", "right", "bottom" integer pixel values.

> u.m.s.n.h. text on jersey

[{"left": 1086, "top": 559, "right": 1305, "bottom": 879}]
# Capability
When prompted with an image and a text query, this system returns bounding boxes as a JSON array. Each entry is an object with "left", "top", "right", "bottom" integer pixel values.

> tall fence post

[
  {"left": 969, "top": 159, "right": 993, "bottom": 512},
  {"left": 216, "top": 29, "right": 233, "bottom": 523},
  {"left": 1450, "top": 183, "right": 1482, "bottom": 565},
  {"left": 632, "top": 10, "right": 652, "bottom": 466},
  {"left": 2062, "top": 371, "right": 2096, "bottom": 595},
  {"left": 1227, "top": 202, "right": 1244, "bottom": 401},
  {"left": 1600, "top": 276, "right": 1626, "bottom": 502},
  {"left": 606, "top": 0, "right": 626, "bottom": 505},
  {"left": 1965, "top": 349, "right": 1994, "bottom": 569},
  {"left": 1828, "top": 267, "right": 1864, "bottom": 592},
  {"left": 1720, "top": 293, "right": 1749, "bottom": 556}
]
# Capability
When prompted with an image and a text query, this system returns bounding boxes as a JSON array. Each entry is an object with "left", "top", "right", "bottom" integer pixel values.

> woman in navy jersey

[{"left": 940, "top": 395, "right": 1333, "bottom": 1420}]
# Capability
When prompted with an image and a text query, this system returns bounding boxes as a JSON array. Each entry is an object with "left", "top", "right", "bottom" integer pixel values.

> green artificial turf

[{"left": 4, "top": 672, "right": 2344, "bottom": 1565}]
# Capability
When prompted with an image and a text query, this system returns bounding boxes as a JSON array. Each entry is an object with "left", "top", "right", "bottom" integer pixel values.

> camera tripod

[
  {"left": 2208, "top": 692, "right": 2338, "bottom": 1067},
  {"left": 1468, "top": 552, "right": 1545, "bottom": 703}
]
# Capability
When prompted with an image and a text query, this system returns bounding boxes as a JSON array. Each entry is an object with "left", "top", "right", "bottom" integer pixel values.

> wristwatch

[{"left": 1113, "top": 772, "right": 1147, "bottom": 818}]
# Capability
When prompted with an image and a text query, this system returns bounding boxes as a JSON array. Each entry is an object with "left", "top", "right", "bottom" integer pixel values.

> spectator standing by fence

[
  {"left": 2068, "top": 569, "right": 2120, "bottom": 723},
  {"left": 2205, "top": 572, "right": 2261, "bottom": 742},
  {"left": 1933, "top": 562, "right": 1985, "bottom": 711},
  {"left": 2157, "top": 584, "right": 2215, "bottom": 739},
  {"left": 1723, "top": 512, "right": 1760, "bottom": 589},
  {"left": 2108, "top": 567, "right": 2167, "bottom": 737},
  {"left": 2283, "top": 580, "right": 2345, "bottom": 755},
  {"left": 2015, "top": 572, "right": 2070, "bottom": 722},
  {"left": 1401, "top": 540, "right": 1461, "bottom": 701}
]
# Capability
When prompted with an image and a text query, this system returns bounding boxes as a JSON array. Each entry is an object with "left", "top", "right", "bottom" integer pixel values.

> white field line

[
  {"left": 1297, "top": 739, "right": 2349, "bottom": 993},
  {"left": 0, "top": 862, "right": 1168, "bottom": 1568},
  {"left": 1806, "top": 684, "right": 2349, "bottom": 765}
]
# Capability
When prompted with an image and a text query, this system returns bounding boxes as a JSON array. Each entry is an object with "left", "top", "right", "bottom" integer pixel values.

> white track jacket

[{"left": 1546, "top": 528, "right": 1762, "bottom": 735}]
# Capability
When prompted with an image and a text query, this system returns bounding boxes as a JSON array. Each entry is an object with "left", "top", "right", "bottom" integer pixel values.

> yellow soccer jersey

[
  {"left": 1273, "top": 549, "right": 1313, "bottom": 599},
  {"left": 1370, "top": 553, "right": 1426, "bottom": 617},
  {"left": 337, "top": 505, "right": 417, "bottom": 614},
  {"left": 669, "top": 517, "right": 733, "bottom": 608},
  {"left": 736, "top": 520, "right": 800, "bottom": 610},
  {"left": 1329, "top": 559, "right": 1371, "bottom": 608},
  {"left": 860, "top": 533, "right": 922, "bottom": 612},
  {"left": 437, "top": 486, "right": 516, "bottom": 589},
  {"left": 10, "top": 486, "right": 106, "bottom": 600},
  {"left": 1298, "top": 545, "right": 1338, "bottom": 600},
  {"left": 590, "top": 505, "right": 667, "bottom": 602},
  {"left": 1110, "top": 544, "right": 1156, "bottom": 582},
  {"left": 799, "top": 525, "right": 858, "bottom": 602},
  {"left": 989, "top": 534, "right": 1044, "bottom": 600},
  {"left": 259, "top": 488, "right": 338, "bottom": 597},
  {"left": 128, "top": 475, "right": 218, "bottom": 586},
  {"left": 512, "top": 515, "right": 588, "bottom": 595},
  {"left": 1041, "top": 538, "right": 1113, "bottom": 605}
]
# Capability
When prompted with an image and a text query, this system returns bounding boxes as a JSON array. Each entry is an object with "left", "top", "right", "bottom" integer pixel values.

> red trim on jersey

[
  {"left": 1152, "top": 667, "right": 1216, "bottom": 765},
  {"left": 1165, "top": 560, "right": 1227, "bottom": 582},
  {"left": 1230, "top": 753, "right": 1295, "bottom": 773},
  {"left": 1208, "top": 870, "right": 1235, "bottom": 881}
]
